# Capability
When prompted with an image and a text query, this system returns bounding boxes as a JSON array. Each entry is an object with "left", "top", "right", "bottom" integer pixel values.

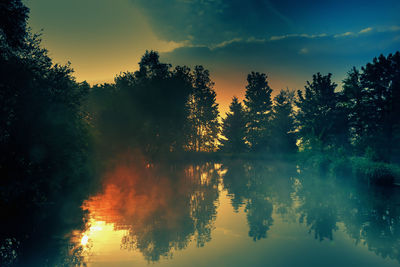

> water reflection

[
  {"left": 295, "top": 164, "right": 400, "bottom": 262},
  {"left": 342, "top": 185, "right": 400, "bottom": 262},
  {"left": 79, "top": 155, "right": 220, "bottom": 262},
  {"left": 222, "top": 160, "right": 297, "bottom": 241},
  {"left": 74, "top": 158, "right": 400, "bottom": 265},
  {"left": 0, "top": 190, "right": 89, "bottom": 266},
  {"left": 3, "top": 158, "right": 400, "bottom": 266}
]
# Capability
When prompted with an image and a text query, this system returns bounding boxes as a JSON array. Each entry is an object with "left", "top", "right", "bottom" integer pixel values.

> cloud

[
  {"left": 270, "top": 33, "right": 327, "bottom": 41},
  {"left": 130, "top": 0, "right": 294, "bottom": 45},
  {"left": 159, "top": 25, "right": 400, "bottom": 57},
  {"left": 332, "top": 26, "right": 400, "bottom": 38},
  {"left": 129, "top": 0, "right": 399, "bottom": 49},
  {"left": 359, "top": 27, "right": 373, "bottom": 34},
  {"left": 211, "top": 38, "right": 243, "bottom": 49},
  {"left": 162, "top": 25, "right": 400, "bottom": 75},
  {"left": 334, "top": 31, "right": 355, "bottom": 38}
]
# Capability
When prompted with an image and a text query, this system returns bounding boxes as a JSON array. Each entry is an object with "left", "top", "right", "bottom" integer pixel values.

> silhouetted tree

[
  {"left": 243, "top": 72, "right": 273, "bottom": 152},
  {"left": 0, "top": 1, "right": 94, "bottom": 265},
  {"left": 342, "top": 67, "right": 366, "bottom": 151},
  {"left": 0, "top": 0, "right": 29, "bottom": 49},
  {"left": 270, "top": 89, "right": 297, "bottom": 154},
  {"left": 185, "top": 66, "right": 220, "bottom": 152},
  {"left": 92, "top": 51, "right": 192, "bottom": 156},
  {"left": 296, "top": 73, "right": 348, "bottom": 151},
  {"left": 362, "top": 53, "right": 400, "bottom": 161},
  {"left": 219, "top": 97, "right": 248, "bottom": 153},
  {"left": 341, "top": 52, "right": 400, "bottom": 162}
]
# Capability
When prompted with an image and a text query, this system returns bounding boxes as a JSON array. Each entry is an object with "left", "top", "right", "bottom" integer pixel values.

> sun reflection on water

[{"left": 80, "top": 235, "right": 89, "bottom": 246}]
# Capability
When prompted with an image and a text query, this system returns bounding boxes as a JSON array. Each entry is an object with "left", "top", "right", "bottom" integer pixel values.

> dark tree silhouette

[
  {"left": 270, "top": 89, "right": 297, "bottom": 154},
  {"left": 296, "top": 73, "right": 348, "bottom": 151},
  {"left": 243, "top": 72, "right": 273, "bottom": 152},
  {"left": 0, "top": 1, "right": 94, "bottom": 265},
  {"left": 342, "top": 67, "right": 366, "bottom": 152},
  {"left": 342, "top": 52, "right": 400, "bottom": 162},
  {"left": 220, "top": 97, "right": 248, "bottom": 153},
  {"left": 92, "top": 51, "right": 193, "bottom": 157},
  {"left": 0, "top": 0, "right": 29, "bottom": 49}
]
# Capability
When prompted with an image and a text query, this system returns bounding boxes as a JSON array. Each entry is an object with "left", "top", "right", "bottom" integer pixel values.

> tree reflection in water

[
  {"left": 82, "top": 154, "right": 220, "bottom": 262},
  {"left": 294, "top": 162, "right": 400, "bottom": 262},
  {"left": 221, "top": 159, "right": 400, "bottom": 263},
  {"left": 4, "top": 158, "right": 400, "bottom": 265},
  {"left": 222, "top": 160, "right": 297, "bottom": 241}
]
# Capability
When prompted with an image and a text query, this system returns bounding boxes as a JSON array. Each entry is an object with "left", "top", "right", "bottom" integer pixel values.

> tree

[
  {"left": 270, "top": 89, "right": 297, "bottom": 154},
  {"left": 342, "top": 52, "right": 400, "bottom": 162},
  {"left": 296, "top": 73, "right": 348, "bottom": 151},
  {"left": 0, "top": 0, "right": 29, "bottom": 49},
  {"left": 220, "top": 97, "right": 248, "bottom": 153},
  {"left": 341, "top": 67, "right": 367, "bottom": 153},
  {"left": 243, "top": 72, "right": 273, "bottom": 152},
  {"left": 0, "top": 2, "right": 94, "bottom": 264},
  {"left": 95, "top": 51, "right": 193, "bottom": 156},
  {"left": 361, "top": 52, "right": 400, "bottom": 162},
  {"left": 185, "top": 66, "right": 220, "bottom": 152}
]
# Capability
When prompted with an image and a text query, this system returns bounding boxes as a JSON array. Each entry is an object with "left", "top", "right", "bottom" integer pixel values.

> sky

[{"left": 24, "top": 0, "right": 400, "bottom": 114}]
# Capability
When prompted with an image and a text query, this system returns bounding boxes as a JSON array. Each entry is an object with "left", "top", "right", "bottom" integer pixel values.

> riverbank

[{"left": 157, "top": 151, "right": 400, "bottom": 186}]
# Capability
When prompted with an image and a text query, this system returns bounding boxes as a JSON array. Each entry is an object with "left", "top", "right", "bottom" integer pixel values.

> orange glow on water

[
  {"left": 80, "top": 235, "right": 89, "bottom": 246},
  {"left": 75, "top": 153, "right": 220, "bottom": 262}
]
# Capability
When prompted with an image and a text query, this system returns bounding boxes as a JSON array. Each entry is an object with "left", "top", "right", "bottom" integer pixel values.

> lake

[{"left": 3, "top": 158, "right": 400, "bottom": 266}]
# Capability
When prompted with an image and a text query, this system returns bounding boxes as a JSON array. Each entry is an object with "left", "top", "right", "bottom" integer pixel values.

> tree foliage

[
  {"left": 220, "top": 97, "right": 247, "bottom": 153},
  {"left": 342, "top": 52, "right": 400, "bottom": 162},
  {"left": 270, "top": 89, "right": 297, "bottom": 154},
  {"left": 296, "top": 73, "right": 348, "bottom": 151},
  {"left": 243, "top": 72, "right": 273, "bottom": 152},
  {"left": 0, "top": 2, "right": 94, "bottom": 264},
  {"left": 0, "top": 0, "right": 29, "bottom": 49},
  {"left": 185, "top": 66, "right": 220, "bottom": 152}
]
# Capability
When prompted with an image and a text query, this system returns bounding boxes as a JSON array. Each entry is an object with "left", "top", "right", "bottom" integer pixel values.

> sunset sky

[{"left": 24, "top": 0, "right": 400, "bottom": 114}]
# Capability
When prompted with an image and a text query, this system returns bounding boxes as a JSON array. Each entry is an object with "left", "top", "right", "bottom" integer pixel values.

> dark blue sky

[{"left": 25, "top": 0, "right": 400, "bottom": 113}]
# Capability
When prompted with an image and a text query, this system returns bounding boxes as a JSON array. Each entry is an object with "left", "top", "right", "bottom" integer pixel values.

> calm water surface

[
  {"left": 5, "top": 158, "right": 400, "bottom": 266},
  {"left": 66, "top": 159, "right": 400, "bottom": 267}
]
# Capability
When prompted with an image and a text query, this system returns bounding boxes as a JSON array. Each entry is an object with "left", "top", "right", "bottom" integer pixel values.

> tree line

[
  {"left": 87, "top": 51, "right": 220, "bottom": 157},
  {"left": 221, "top": 54, "right": 400, "bottom": 164},
  {"left": 88, "top": 49, "right": 400, "bottom": 165}
]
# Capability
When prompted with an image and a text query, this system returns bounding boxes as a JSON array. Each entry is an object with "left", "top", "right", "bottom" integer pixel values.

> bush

[{"left": 351, "top": 157, "right": 400, "bottom": 185}]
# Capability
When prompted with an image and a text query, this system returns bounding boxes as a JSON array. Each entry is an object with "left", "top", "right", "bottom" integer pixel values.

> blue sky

[{"left": 25, "top": 0, "right": 400, "bottom": 113}]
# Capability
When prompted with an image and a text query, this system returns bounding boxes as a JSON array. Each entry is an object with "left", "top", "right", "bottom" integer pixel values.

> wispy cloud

[
  {"left": 211, "top": 38, "right": 243, "bottom": 49},
  {"left": 210, "top": 37, "right": 266, "bottom": 49},
  {"left": 270, "top": 33, "right": 327, "bottom": 41},
  {"left": 359, "top": 27, "right": 373, "bottom": 34},
  {"left": 334, "top": 31, "right": 355, "bottom": 38},
  {"left": 165, "top": 25, "right": 400, "bottom": 53},
  {"left": 268, "top": 25, "right": 399, "bottom": 41}
]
